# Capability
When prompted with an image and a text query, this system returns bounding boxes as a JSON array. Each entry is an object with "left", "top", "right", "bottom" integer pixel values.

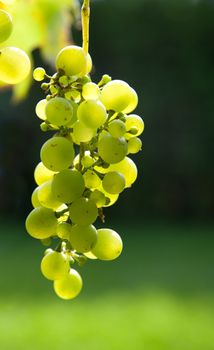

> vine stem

[{"left": 81, "top": 0, "right": 90, "bottom": 55}]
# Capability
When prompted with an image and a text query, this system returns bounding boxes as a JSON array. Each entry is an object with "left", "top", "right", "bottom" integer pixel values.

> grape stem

[{"left": 81, "top": 0, "right": 90, "bottom": 55}]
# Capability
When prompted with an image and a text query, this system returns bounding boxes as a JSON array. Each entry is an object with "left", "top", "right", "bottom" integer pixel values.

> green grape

[
  {"left": 100, "top": 80, "right": 137, "bottom": 112},
  {"left": 127, "top": 137, "right": 142, "bottom": 154},
  {"left": 52, "top": 169, "right": 85, "bottom": 203},
  {"left": 40, "top": 136, "right": 75, "bottom": 171},
  {"left": 98, "top": 184, "right": 119, "bottom": 207},
  {"left": 81, "top": 153, "right": 94, "bottom": 168},
  {"left": 108, "top": 157, "right": 138, "bottom": 188},
  {"left": 108, "top": 119, "right": 126, "bottom": 138},
  {"left": 56, "top": 222, "right": 72, "bottom": 240},
  {"left": 34, "top": 161, "right": 56, "bottom": 185},
  {"left": 56, "top": 45, "right": 87, "bottom": 76},
  {"left": 83, "top": 170, "right": 101, "bottom": 189},
  {"left": 125, "top": 114, "right": 144, "bottom": 138},
  {"left": 69, "top": 224, "right": 97, "bottom": 253},
  {"left": 123, "top": 87, "right": 138, "bottom": 114},
  {"left": 77, "top": 100, "right": 107, "bottom": 129},
  {"left": 0, "top": 9, "right": 12, "bottom": 43},
  {"left": 69, "top": 197, "right": 98, "bottom": 225},
  {"left": 98, "top": 133, "right": 128, "bottom": 164},
  {"left": 35, "top": 99, "right": 47, "bottom": 120},
  {"left": 25, "top": 207, "right": 57, "bottom": 239},
  {"left": 33, "top": 67, "right": 46, "bottom": 81},
  {"left": 86, "top": 53, "right": 93, "bottom": 74},
  {"left": 0, "top": 46, "right": 31, "bottom": 84},
  {"left": 53, "top": 268, "right": 83, "bottom": 300},
  {"left": 65, "top": 100, "right": 78, "bottom": 127},
  {"left": 31, "top": 187, "right": 41, "bottom": 208},
  {"left": 102, "top": 171, "right": 125, "bottom": 194},
  {"left": 90, "top": 189, "right": 106, "bottom": 208},
  {"left": 82, "top": 82, "right": 100, "bottom": 100},
  {"left": 38, "top": 180, "right": 61, "bottom": 210},
  {"left": 72, "top": 120, "right": 96, "bottom": 144},
  {"left": 91, "top": 228, "right": 123, "bottom": 261},
  {"left": 41, "top": 250, "right": 69, "bottom": 281},
  {"left": 84, "top": 251, "right": 97, "bottom": 260},
  {"left": 45, "top": 97, "right": 73, "bottom": 126}
]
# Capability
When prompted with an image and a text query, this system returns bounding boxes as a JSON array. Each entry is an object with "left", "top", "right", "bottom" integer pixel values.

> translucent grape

[
  {"left": 31, "top": 187, "right": 41, "bottom": 208},
  {"left": 45, "top": 97, "right": 73, "bottom": 126},
  {"left": 127, "top": 137, "right": 142, "bottom": 154},
  {"left": 0, "top": 10, "right": 12, "bottom": 43},
  {"left": 91, "top": 228, "right": 123, "bottom": 261},
  {"left": 52, "top": 169, "right": 85, "bottom": 203},
  {"left": 98, "top": 184, "right": 119, "bottom": 207},
  {"left": 86, "top": 53, "right": 93, "bottom": 74},
  {"left": 40, "top": 136, "right": 75, "bottom": 171},
  {"left": 125, "top": 114, "right": 144, "bottom": 138},
  {"left": 84, "top": 251, "right": 97, "bottom": 260},
  {"left": 65, "top": 100, "right": 78, "bottom": 127},
  {"left": 98, "top": 133, "right": 127, "bottom": 164},
  {"left": 0, "top": 46, "right": 31, "bottom": 84},
  {"left": 77, "top": 100, "right": 107, "bottom": 129},
  {"left": 100, "top": 80, "right": 138, "bottom": 112},
  {"left": 34, "top": 161, "right": 56, "bottom": 185},
  {"left": 108, "top": 157, "right": 138, "bottom": 188},
  {"left": 35, "top": 99, "right": 47, "bottom": 120},
  {"left": 83, "top": 170, "right": 101, "bottom": 189},
  {"left": 69, "top": 224, "right": 98, "bottom": 253},
  {"left": 123, "top": 87, "right": 138, "bottom": 114},
  {"left": 72, "top": 120, "right": 96, "bottom": 144},
  {"left": 53, "top": 268, "right": 83, "bottom": 300},
  {"left": 69, "top": 197, "right": 98, "bottom": 225},
  {"left": 25, "top": 207, "right": 57, "bottom": 239},
  {"left": 41, "top": 251, "right": 69, "bottom": 280},
  {"left": 102, "top": 171, "right": 125, "bottom": 194},
  {"left": 38, "top": 180, "right": 61, "bottom": 210},
  {"left": 82, "top": 82, "right": 100, "bottom": 100},
  {"left": 108, "top": 119, "right": 126, "bottom": 138},
  {"left": 33, "top": 67, "right": 46, "bottom": 81},
  {"left": 90, "top": 189, "right": 106, "bottom": 208},
  {"left": 81, "top": 153, "right": 94, "bottom": 168},
  {"left": 56, "top": 222, "right": 72, "bottom": 240},
  {"left": 56, "top": 45, "right": 87, "bottom": 76}
]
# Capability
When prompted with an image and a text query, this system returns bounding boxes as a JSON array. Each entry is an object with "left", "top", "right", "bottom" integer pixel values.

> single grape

[
  {"left": 69, "top": 224, "right": 98, "bottom": 253},
  {"left": 90, "top": 189, "right": 106, "bottom": 208},
  {"left": 123, "top": 87, "right": 138, "bottom": 114},
  {"left": 77, "top": 100, "right": 107, "bottom": 129},
  {"left": 81, "top": 153, "right": 94, "bottom": 168},
  {"left": 31, "top": 187, "right": 41, "bottom": 208},
  {"left": 83, "top": 170, "right": 101, "bottom": 189},
  {"left": 33, "top": 67, "right": 46, "bottom": 81},
  {"left": 82, "top": 82, "right": 100, "bottom": 100},
  {"left": 40, "top": 136, "right": 75, "bottom": 171},
  {"left": 72, "top": 120, "right": 96, "bottom": 144},
  {"left": 25, "top": 207, "right": 57, "bottom": 239},
  {"left": 56, "top": 45, "right": 87, "bottom": 76},
  {"left": 100, "top": 80, "right": 138, "bottom": 112},
  {"left": 69, "top": 197, "right": 98, "bottom": 225},
  {"left": 45, "top": 97, "right": 73, "bottom": 126},
  {"left": 41, "top": 251, "right": 69, "bottom": 280},
  {"left": 52, "top": 169, "right": 85, "bottom": 203},
  {"left": 56, "top": 222, "right": 72, "bottom": 240},
  {"left": 108, "top": 157, "right": 138, "bottom": 188},
  {"left": 108, "top": 119, "right": 126, "bottom": 138},
  {"left": 102, "top": 171, "right": 125, "bottom": 194},
  {"left": 53, "top": 268, "right": 83, "bottom": 300},
  {"left": 38, "top": 180, "right": 61, "bottom": 210},
  {"left": 98, "top": 133, "right": 128, "bottom": 164},
  {"left": 34, "top": 161, "right": 56, "bottom": 185},
  {"left": 98, "top": 184, "right": 119, "bottom": 207},
  {"left": 127, "top": 137, "right": 142, "bottom": 154},
  {"left": 35, "top": 99, "right": 47, "bottom": 120},
  {"left": 0, "top": 9, "right": 12, "bottom": 43},
  {"left": 91, "top": 228, "right": 123, "bottom": 261},
  {"left": 0, "top": 46, "right": 31, "bottom": 84},
  {"left": 125, "top": 114, "right": 144, "bottom": 138}
]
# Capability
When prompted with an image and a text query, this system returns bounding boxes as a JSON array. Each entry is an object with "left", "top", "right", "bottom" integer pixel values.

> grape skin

[
  {"left": 56, "top": 45, "right": 87, "bottom": 76},
  {"left": 53, "top": 269, "right": 83, "bottom": 300},
  {"left": 91, "top": 228, "right": 123, "bottom": 261},
  {"left": 0, "top": 9, "right": 13, "bottom": 43},
  {"left": 69, "top": 197, "right": 98, "bottom": 225},
  {"left": 98, "top": 133, "right": 128, "bottom": 164},
  {"left": 69, "top": 224, "right": 98, "bottom": 253},
  {"left": 41, "top": 251, "right": 69, "bottom": 281},
  {"left": 25, "top": 207, "right": 57, "bottom": 239}
]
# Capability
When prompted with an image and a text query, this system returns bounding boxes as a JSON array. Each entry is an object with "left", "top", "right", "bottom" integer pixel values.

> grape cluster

[
  {"left": 0, "top": 9, "right": 30, "bottom": 84},
  {"left": 26, "top": 45, "right": 144, "bottom": 300}
]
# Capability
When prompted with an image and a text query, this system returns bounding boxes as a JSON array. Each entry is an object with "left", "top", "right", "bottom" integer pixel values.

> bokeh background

[{"left": 0, "top": 0, "right": 214, "bottom": 349}]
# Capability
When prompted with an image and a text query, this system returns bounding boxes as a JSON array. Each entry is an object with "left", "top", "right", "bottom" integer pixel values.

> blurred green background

[{"left": 0, "top": 0, "right": 214, "bottom": 349}]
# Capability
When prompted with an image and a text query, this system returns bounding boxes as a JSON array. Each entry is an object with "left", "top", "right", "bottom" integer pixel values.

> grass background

[{"left": 0, "top": 221, "right": 214, "bottom": 350}]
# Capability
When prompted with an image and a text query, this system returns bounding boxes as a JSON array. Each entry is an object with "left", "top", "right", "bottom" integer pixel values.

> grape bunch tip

[{"left": 26, "top": 43, "right": 144, "bottom": 300}]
